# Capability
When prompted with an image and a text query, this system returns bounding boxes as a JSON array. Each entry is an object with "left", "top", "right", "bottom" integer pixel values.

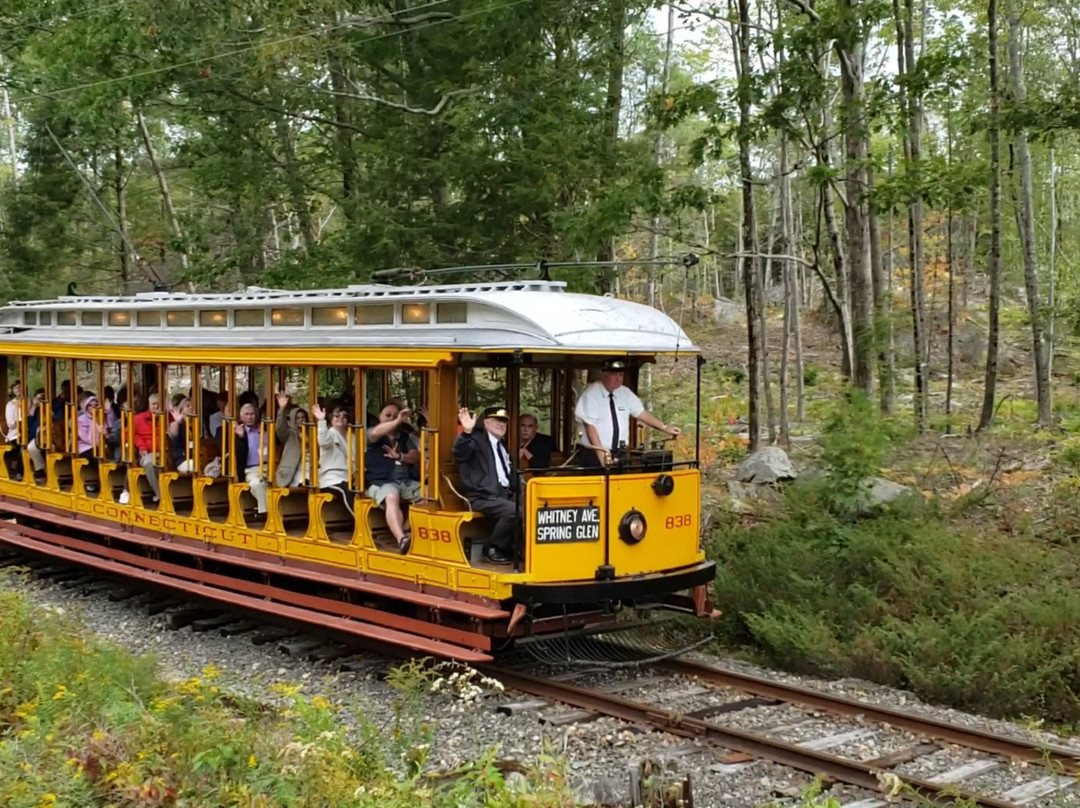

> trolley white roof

[{"left": 0, "top": 281, "right": 699, "bottom": 353}]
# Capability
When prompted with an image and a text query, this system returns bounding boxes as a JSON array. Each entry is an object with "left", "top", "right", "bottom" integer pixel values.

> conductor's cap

[
  {"left": 601, "top": 359, "right": 628, "bottom": 372},
  {"left": 481, "top": 406, "right": 510, "bottom": 421}
]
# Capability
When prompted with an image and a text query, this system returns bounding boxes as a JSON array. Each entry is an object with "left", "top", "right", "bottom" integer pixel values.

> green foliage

[
  {"left": 0, "top": 578, "right": 573, "bottom": 806},
  {"left": 0, "top": 0, "right": 664, "bottom": 296},
  {"left": 816, "top": 390, "right": 893, "bottom": 514},
  {"left": 709, "top": 482, "right": 1080, "bottom": 721},
  {"left": 758, "top": 777, "right": 842, "bottom": 808}
]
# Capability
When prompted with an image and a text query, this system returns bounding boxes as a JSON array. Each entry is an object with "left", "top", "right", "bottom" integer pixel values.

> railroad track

[
  {"left": 3, "top": 547, "right": 1078, "bottom": 808},
  {"left": 485, "top": 657, "right": 1080, "bottom": 808}
]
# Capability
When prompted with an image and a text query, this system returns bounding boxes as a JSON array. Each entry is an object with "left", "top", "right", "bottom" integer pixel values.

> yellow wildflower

[
  {"left": 52, "top": 685, "right": 67, "bottom": 701},
  {"left": 39, "top": 795, "right": 57, "bottom": 808},
  {"left": 248, "top": 754, "right": 257, "bottom": 768},
  {"left": 15, "top": 700, "right": 37, "bottom": 718}
]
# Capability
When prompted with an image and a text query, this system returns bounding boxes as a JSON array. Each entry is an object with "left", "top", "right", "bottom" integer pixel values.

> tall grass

[{"left": 0, "top": 580, "right": 574, "bottom": 807}]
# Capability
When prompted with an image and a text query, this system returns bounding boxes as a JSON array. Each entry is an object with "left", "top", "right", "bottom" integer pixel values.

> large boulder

[
  {"left": 726, "top": 479, "right": 785, "bottom": 514},
  {"left": 712, "top": 297, "right": 745, "bottom": 324},
  {"left": 735, "top": 446, "right": 797, "bottom": 484},
  {"left": 854, "top": 476, "right": 915, "bottom": 514}
]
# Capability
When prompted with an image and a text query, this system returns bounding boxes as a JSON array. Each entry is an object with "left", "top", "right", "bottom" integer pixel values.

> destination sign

[{"left": 535, "top": 505, "right": 601, "bottom": 544}]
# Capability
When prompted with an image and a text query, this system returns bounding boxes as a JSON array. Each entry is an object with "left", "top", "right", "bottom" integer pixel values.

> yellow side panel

[
  {"left": 0, "top": 478, "right": 24, "bottom": 500},
  {"left": 366, "top": 554, "right": 450, "bottom": 586},
  {"left": 28, "top": 486, "right": 71, "bottom": 510},
  {"left": 256, "top": 535, "right": 281, "bottom": 554},
  {"left": 408, "top": 510, "right": 471, "bottom": 565},
  {"left": 607, "top": 469, "right": 702, "bottom": 576},
  {"left": 455, "top": 568, "right": 498, "bottom": 595},
  {"left": 524, "top": 476, "right": 607, "bottom": 583},
  {"left": 282, "top": 538, "right": 358, "bottom": 568}
]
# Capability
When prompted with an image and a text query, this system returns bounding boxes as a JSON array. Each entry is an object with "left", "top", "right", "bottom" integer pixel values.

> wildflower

[
  {"left": 39, "top": 794, "right": 57, "bottom": 808},
  {"left": 248, "top": 754, "right": 257, "bottom": 769},
  {"left": 15, "top": 700, "right": 37, "bottom": 718},
  {"left": 52, "top": 685, "right": 67, "bottom": 701},
  {"left": 311, "top": 695, "right": 331, "bottom": 710}
]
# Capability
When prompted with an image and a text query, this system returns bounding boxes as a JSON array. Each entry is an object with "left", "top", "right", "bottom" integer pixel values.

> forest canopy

[{"left": 3, "top": 0, "right": 1080, "bottom": 432}]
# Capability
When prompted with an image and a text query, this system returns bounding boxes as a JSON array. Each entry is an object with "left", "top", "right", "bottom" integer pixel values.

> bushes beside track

[
  {"left": 709, "top": 396, "right": 1080, "bottom": 723},
  {"left": 0, "top": 582, "right": 571, "bottom": 807}
]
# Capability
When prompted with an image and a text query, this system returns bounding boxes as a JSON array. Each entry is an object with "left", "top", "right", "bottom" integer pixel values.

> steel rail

[
  {"left": 661, "top": 658, "right": 1080, "bottom": 775},
  {"left": 0, "top": 528, "right": 492, "bottom": 662},
  {"left": 485, "top": 666, "right": 1027, "bottom": 808}
]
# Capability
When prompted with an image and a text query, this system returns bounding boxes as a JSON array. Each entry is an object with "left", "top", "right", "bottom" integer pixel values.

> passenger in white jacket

[{"left": 312, "top": 402, "right": 354, "bottom": 516}]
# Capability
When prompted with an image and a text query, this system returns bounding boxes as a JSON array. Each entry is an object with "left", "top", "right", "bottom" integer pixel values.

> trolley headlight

[{"left": 618, "top": 510, "right": 647, "bottom": 545}]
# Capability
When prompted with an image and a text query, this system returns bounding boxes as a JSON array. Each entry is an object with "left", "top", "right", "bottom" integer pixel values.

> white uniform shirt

[
  {"left": 487, "top": 432, "right": 511, "bottom": 487},
  {"left": 575, "top": 381, "right": 644, "bottom": 450},
  {"left": 5, "top": 399, "right": 20, "bottom": 442}
]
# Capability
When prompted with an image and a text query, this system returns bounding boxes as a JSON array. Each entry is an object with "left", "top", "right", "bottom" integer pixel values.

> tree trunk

[
  {"left": 0, "top": 53, "right": 16, "bottom": 181},
  {"left": 946, "top": 189, "right": 956, "bottom": 428},
  {"left": 1048, "top": 147, "right": 1057, "bottom": 379},
  {"left": 978, "top": 0, "right": 1003, "bottom": 432},
  {"left": 944, "top": 111, "right": 956, "bottom": 431},
  {"left": 273, "top": 118, "right": 317, "bottom": 251},
  {"left": 779, "top": 131, "right": 793, "bottom": 444},
  {"left": 885, "top": 149, "right": 897, "bottom": 411},
  {"left": 647, "top": 3, "right": 673, "bottom": 310},
  {"left": 896, "top": 0, "right": 927, "bottom": 429},
  {"left": 757, "top": 237, "right": 777, "bottom": 443},
  {"left": 113, "top": 144, "right": 131, "bottom": 288},
  {"left": 135, "top": 108, "right": 189, "bottom": 273},
  {"left": 838, "top": 0, "right": 875, "bottom": 397},
  {"left": 327, "top": 49, "right": 357, "bottom": 216},
  {"left": 817, "top": 115, "right": 854, "bottom": 377},
  {"left": 1006, "top": 8, "right": 1051, "bottom": 426},
  {"left": 868, "top": 166, "right": 893, "bottom": 413},
  {"left": 594, "top": 0, "right": 627, "bottom": 295},
  {"left": 736, "top": 0, "right": 761, "bottom": 452}
]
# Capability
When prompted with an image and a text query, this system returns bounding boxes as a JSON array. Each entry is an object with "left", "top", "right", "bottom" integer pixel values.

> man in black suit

[
  {"left": 518, "top": 413, "right": 552, "bottom": 470},
  {"left": 452, "top": 405, "right": 517, "bottom": 565}
]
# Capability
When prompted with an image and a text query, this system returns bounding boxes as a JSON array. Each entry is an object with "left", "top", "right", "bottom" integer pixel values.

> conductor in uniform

[
  {"left": 574, "top": 359, "right": 680, "bottom": 468},
  {"left": 453, "top": 405, "right": 518, "bottom": 565}
]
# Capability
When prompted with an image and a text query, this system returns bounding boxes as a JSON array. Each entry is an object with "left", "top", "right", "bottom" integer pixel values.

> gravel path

[{"left": 3, "top": 570, "right": 1079, "bottom": 808}]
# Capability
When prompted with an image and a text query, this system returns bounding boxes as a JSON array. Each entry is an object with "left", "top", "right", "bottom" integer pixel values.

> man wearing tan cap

[
  {"left": 453, "top": 405, "right": 517, "bottom": 564},
  {"left": 575, "top": 359, "right": 680, "bottom": 468}
]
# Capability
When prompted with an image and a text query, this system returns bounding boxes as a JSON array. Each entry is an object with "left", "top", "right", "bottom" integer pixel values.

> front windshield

[{"left": 456, "top": 357, "right": 695, "bottom": 473}]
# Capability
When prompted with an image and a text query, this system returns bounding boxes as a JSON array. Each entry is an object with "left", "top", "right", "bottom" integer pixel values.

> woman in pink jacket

[{"left": 76, "top": 392, "right": 104, "bottom": 494}]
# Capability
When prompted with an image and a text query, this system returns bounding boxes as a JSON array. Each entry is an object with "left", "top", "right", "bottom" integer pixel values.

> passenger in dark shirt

[{"left": 518, "top": 413, "right": 552, "bottom": 470}]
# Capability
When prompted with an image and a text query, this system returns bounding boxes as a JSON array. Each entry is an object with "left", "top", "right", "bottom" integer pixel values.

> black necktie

[
  {"left": 497, "top": 442, "right": 511, "bottom": 482},
  {"left": 609, "top": 393, "right": 620, "bottom": 450}
]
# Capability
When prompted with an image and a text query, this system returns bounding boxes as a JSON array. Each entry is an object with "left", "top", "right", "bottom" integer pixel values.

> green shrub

[
  {"left": 709, "top": 485, "right": 1080, "bottom": 722},
  {"left": 815, "top": 391, "right": 897, "bottom": 515}
]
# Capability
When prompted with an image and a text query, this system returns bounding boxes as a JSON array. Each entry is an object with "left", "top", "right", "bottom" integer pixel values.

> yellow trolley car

[{"left": 0, "top": 278, "right": 713, "bottom": 660}]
